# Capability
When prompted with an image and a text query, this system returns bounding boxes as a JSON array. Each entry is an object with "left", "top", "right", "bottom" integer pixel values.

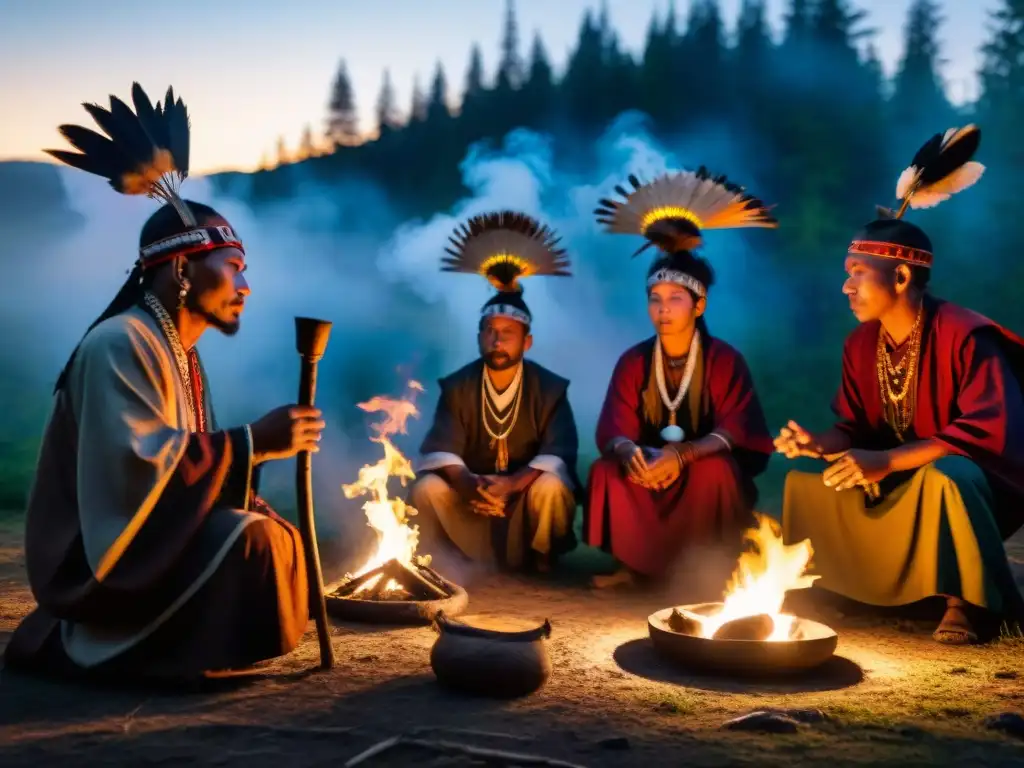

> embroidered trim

[
  {"left": 481, "top": 303, "right": 531, "bottom": 325},
  {"left": 647, "top": 268, "right": 707, "bottom": 297},
  {"left": 242, "top": 424, "right": 253, "bottom": 510},
  {"left": 848, "top": 239, "right": 933, "bottom": 268},
  {"left": 140, "top": 225, "right": 245, "bottom": 268}
]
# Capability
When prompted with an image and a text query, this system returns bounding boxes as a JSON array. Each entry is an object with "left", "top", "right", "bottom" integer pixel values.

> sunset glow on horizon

[{"left": 0, "top": 0, "right": 999, "bottom": 175}]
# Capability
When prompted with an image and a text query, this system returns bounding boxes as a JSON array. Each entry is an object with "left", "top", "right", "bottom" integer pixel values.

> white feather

[
  {"left": 908, "top": 162, "right": 986, "bottom": 209},
  {"left": 895, "top": 166, "right": 919, "bottom": 200}
]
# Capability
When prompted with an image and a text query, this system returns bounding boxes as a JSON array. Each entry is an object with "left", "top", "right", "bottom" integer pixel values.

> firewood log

[{"left": 712, "top": 613, "right": 775, "bottom": 641}]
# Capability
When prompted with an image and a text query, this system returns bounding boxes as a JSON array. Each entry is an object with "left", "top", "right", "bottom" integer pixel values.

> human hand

[
  {"left": 642, "top": 448, "right": 682, "bottom": 491},
  {"left": 774, "top": 420, "right": 824, "bottom": 459},
  {"left": 470, "top": 481, "right": 506, "bottom": 517},
  {"left": 614, "top": 440, "right": 648, "bottom": 484},
  {"left": 479, "top": 474, "right": 517, "bottom": 501},
  {"left": 822, "top": 449, "right": 892, "bottom": 492},
  {"left": 249, "top": 405, "right": 325, "bottom": 464}
]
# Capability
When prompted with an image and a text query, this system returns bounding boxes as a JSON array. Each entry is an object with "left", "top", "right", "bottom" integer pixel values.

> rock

[
  {"left": 994, "top": 670, "right": 1018, "bottom": 680},
  {"left": 949, "top": 667, "right": 969, "bottom": 675},
  {"left": 668, "top": 608, "right": 702, "bottom": 636},
  {"left": 766, "top": 708, "right": 830, "bottom": 724},
  {"left": 712, "top": 614, "right": 775, "bottom": 641},
  {"left": 723, "top": 711, "right": 800, "bottom": 734},
  {"left": 985, "top": 712, "right": 1024, "bottom": 739},
  {"left": 598, "top": 736, "right": 630, "bottom": 750}
]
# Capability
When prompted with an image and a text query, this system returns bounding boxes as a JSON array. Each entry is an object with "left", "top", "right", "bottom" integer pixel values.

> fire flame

[
  {"left": 337, "top": 380, "right": 427, "bottom": 595},
  {"left": 682, "top": 514, "right": 820, "bottom": 642}
]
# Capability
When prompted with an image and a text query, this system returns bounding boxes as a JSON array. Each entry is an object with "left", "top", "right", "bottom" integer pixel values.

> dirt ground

[{"left": 1, "top": 522, "right": 1022, "bottom": 767}]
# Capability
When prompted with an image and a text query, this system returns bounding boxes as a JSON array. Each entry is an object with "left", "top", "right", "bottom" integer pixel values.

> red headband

[
  {"left": 139, "top": 225, "right": 245, "bottom": 269},
  {"left": 847, "top": 239, "right": 933, "bottom": 268}
]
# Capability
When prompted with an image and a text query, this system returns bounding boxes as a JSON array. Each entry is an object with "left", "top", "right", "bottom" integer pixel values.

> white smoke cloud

[{"left": 4, "top": 112, "right": 782, "bottom": 568}]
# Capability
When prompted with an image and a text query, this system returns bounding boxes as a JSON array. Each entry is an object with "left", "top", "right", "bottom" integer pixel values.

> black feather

[
  {"left": 45, "top": 83, "right": 192, "bottom": 198},
  {"left": 163, "top": 87, "right": 191, "bottom": 176},
  {"left": 131, "top": 82, "right": 166, "bottom": 147},
  {"left": 911, "top": 127, "right": 981, "bottom": 187},
  {"left": 108, "top": 95, "right": 160, "bottom": 163}
]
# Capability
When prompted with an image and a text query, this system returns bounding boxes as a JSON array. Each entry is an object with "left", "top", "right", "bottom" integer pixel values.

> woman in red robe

[{"left": 583, "top": 169, "right": 776, "bottom": 587}]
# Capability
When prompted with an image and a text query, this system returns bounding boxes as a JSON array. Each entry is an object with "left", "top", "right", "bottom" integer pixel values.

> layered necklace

[
  {"left": 481, "top": 362, "right": 524, "bottom": 473},
  {"left": 875, "top": 303, "right": 924, "bottom": 440},
  {"left": 654, "top": 331, "right": 700, "bottom": 443},
  {"left": 143, "top": 292, "right": 200, "bottom": 432}
]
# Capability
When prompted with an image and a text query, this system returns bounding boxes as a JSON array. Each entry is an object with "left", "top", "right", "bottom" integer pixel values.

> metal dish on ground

[
  {"left": 325, "top": 558, "right": 468, "bottom": 625},
  {"left": 648, "top": 602, "right": 838, "bottom": 676}
]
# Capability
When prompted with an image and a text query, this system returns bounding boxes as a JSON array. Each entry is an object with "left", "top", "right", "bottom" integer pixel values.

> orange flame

[
  {"left": 680, "top": 514, "right": 820, "bottom": 641},
  {"left": 334, "top": 380, "right": 426, "bottom": 595}
]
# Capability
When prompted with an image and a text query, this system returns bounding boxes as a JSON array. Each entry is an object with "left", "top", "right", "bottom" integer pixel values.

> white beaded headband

[{"left": 646, "top": 268, "right": 707, "bottom": 298}]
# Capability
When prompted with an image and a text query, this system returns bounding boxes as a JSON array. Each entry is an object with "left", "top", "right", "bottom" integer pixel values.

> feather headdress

[
  {"left": 443, "top": 211, "right": 571, "bottom": 292},
  {"left": 44, "top": 82, "right": 194, "bottom": 227},
  {"left": 849, "top": 126, "right": 985, "bottom": 269},
  {"left": 594, "top": 167, "right": 778, "bottom": 257},
  {"left": 892, "top": 125, "right": 985, "bottom": 216}
]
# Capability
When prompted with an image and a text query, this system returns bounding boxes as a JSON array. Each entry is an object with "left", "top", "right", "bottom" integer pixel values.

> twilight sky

[{"left": 0, "top": 0, "right": 999, "bottom": 174}]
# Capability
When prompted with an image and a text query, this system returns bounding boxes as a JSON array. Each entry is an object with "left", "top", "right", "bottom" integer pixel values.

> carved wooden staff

[{"left": 295, "top": 316, "right": 336, "bottom": 669}]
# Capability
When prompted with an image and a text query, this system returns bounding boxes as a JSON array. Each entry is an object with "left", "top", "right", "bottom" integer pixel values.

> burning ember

[
  {"left": 325, "top": 382, "right": 467, "bottom": 619},
  {"left": 669, "top": 514, "right": 820, "bottom": 642},
  {"left": 649, "top": 514, "right": 837, "bottom": 674}
]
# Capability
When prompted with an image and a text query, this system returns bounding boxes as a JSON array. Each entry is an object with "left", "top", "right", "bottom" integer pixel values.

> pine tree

[
  {"left": 375, "top": 69, "right": 402, "bottom": 136},
  {"left": 409, "top": 75, "right": 428, "bottom": 123},
  {"left": 495, "top": 0, "right": 524, "bottom": 91},
  {"left": 326, "top": 59, "right": 359, "bottom": 146},
  {"left": 464, "top": 44, "right": 487, "bottom": 99},
  {"left": 560, "top": 9, "right": 605, "bottom": 127},
  {"left": 522, "top": 31, "right": 555, "bottom": 117},
  {"left": 781, "top": 0, "right": 812, "bottom": 53},
  {"left": 427, "top": 61, "right": 451, "bottom": 122},
  {"left": 891, "top": 0, "right": 951, "bottom": 134},
  {"left": 977, "top": 0, "right": 1024, "bottom": 291},
  {"left": 639, "top": 7, "right": 672, "bottom": 123},
  {"left": 275, "top": 136, "right": 289, "bottom": 167},
  {"left": 679, "top": 0, "right": 726, "bottom": 119},
  {"left": 298, "top": 124, "right": 316, "bottom": 159}
]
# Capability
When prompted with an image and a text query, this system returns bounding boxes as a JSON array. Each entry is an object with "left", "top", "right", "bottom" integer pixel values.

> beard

[
  {"left": 483, "top": 351, "right": 521, "bottom": 371},
  {"left": 188, "top": 294, "right": 242, "bottom": 336}
]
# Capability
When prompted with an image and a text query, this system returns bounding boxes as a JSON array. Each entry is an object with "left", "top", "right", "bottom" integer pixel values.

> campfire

[
  {"left": 648, "top": 514, "right": 838, "bottom": 675},
  {"left": 325, "top": 381, "right": 467, "bottom": 624}
]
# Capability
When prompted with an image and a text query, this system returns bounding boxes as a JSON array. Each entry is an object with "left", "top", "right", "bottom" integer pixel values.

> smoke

[{"left": 1, "top": 111, "right": 783, "bottom": 571}]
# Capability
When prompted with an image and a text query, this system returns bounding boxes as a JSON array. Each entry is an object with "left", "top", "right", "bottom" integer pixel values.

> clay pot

[{"left": 429, "top": 611, "right": 553, "bottom": 698}]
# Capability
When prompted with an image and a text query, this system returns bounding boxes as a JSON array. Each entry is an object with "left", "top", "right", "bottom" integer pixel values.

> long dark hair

[
  {"left": 53, "top": 199, "right": 221, "bottom": 393},
  {"left": 647, "top": 249, "right": 716, "bottom": 337}
]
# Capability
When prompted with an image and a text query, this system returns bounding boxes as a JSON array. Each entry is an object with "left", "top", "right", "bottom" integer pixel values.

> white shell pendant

[{"left": 661, "top": 424, "right": 685, "bottom": 442}]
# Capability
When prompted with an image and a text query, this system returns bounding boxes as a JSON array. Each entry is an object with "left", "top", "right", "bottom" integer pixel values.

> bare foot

[
  {"left": 591, "top": 567, "right": 635, "bottom": 590},
  {"left": 933, "top": 598, "right": 979, "bottom": 645}
]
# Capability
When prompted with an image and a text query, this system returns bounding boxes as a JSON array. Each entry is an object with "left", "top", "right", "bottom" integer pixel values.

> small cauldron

[{"left": 429, "top": 611, "right": 553, "bottom": 698}]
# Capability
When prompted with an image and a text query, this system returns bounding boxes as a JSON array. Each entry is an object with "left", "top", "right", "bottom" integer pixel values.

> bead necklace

[
  {"left": 654, "top": 331, "right": 700, "bottom": 442},
  {"left": 875, "top": 304, "right": 924, "bottom": 439},
  {"left": 143, "top": 292, "right": 197, "bottom": 431},
  {"left": 481, "top": 363, "right": 524, "bottom": 472}
]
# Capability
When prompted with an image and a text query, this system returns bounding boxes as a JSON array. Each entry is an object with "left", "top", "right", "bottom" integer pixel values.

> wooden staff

[{"left": 295, "top": 316, "right": 336, "bottom": 670}]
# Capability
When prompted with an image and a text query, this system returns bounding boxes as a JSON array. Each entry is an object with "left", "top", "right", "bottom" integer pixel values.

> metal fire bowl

[
  {"left": 325, "top": 582, "right": 469, "bottom": 626},
  {"left": 648, "top": 602, "right": 839, "bottom": 676}
]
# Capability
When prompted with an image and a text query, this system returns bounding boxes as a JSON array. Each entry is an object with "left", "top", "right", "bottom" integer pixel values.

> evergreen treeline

[{"left": 248, "top": 0, "right": 1022, "bottom": 332}]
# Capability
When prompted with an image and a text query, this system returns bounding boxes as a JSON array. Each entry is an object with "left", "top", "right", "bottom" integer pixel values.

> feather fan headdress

[
  {"left": 594, "top": 167, "right": 777, "bottom": 296},
  {"left": 44, "top": 83, "right": 243, "bottom": 269},
  {"left": 849, "top": 125, "right": 985, "bottom": 269},
  {"left": 443, "top": 211, "right": 571, "bottom": 326}
]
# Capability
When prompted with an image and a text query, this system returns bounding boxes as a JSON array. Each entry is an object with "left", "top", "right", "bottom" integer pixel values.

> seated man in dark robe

[
  {"left": 584, "top": 169, "right": 775, "bottom": 588},
  {"left": 408, "top": 212, "right": 579, "bottom": 572},
  {"left": 776, "top": 125, "right": 1024, "bottom": 644},
  {"left": 4, "top": 84, "right": 323, "bottom": 682}
]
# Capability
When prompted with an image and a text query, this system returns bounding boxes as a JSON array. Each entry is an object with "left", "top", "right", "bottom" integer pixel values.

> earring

[{"left": 178, "top": 278, "right": 191, "bottom": 310}]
